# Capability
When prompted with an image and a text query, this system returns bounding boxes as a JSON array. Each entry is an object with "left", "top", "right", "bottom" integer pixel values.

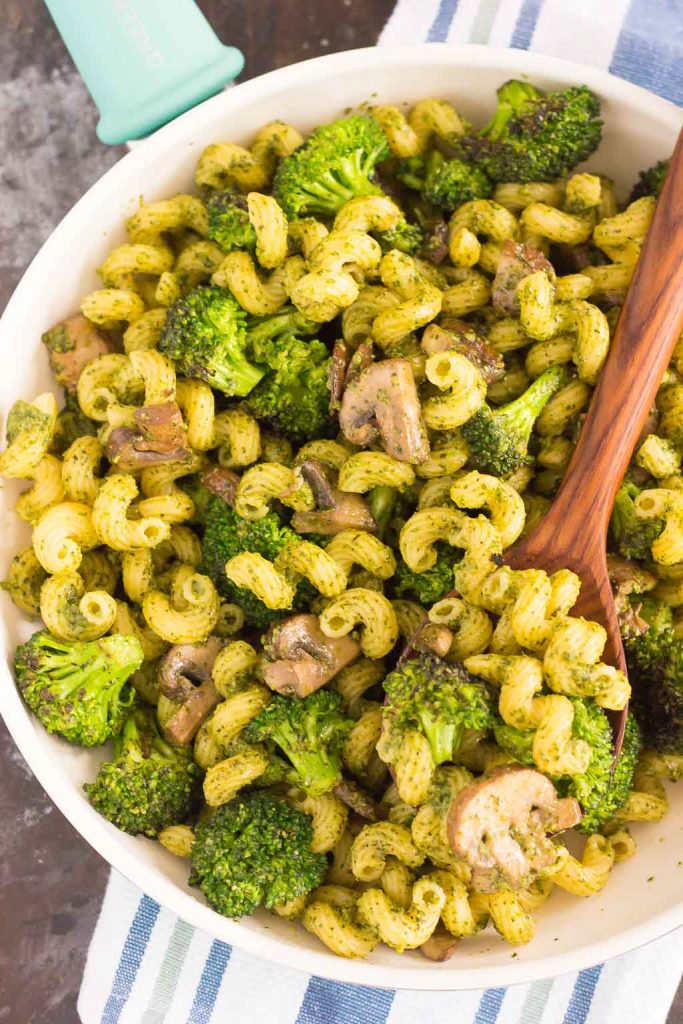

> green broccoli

[
  {"left": 244, "top": 690, "right": 352, "bottom": 796},
  {"left": 610, "top": 480, "right": 665, "bottom": 562},
  {"left": 247, "top": 306, "right": 318, "bottom": 354},
  {"left": 383, "top": 653, "right": 494, "bottom": 765},
  {"left": 421, "top": 151, "right": 493, "bottom": 210},
  {"left": 206, "top": 192, "right": 256, "bottom": 253},
  {"left": 637, "top": 595, "right": 674, "bottom": 631},
  {"left": 177, "top": 473, "right": 214, "bottom": 525},
  {"left": 453, "top": 80, "right": 602, "bottom": 183},
  {"left": 393, "top": 547, "right": 455, "bottom": 606},
  {"left": 462, "top": 365, "right": 569, "bottom": 476},
  {"left": 84, "top": 706, "right": 199, "bottom": 836},
  {"left": 494, "top": 701, "right": 641, "bottom": 834},
  {"left": 245, "top": 333, "right": 333, "bottom": 442},
  {"left": 200, "top": 496, "right": 313, "bottom": 629},
  {"left": 189, "top": 792, "right": 326, "bottom": 917},
  {"left": 367, "top": 485, "right": 397, "bottom": 538},
  {"left": 626, "top": 621, "right": 683, "bottom": 753},
  {"left": 51, "top": 394, "right": 98, "bottom": 456},
  {"left": 630, "top": 159, "right": 669, "bottom": 202},
  {"left": 374, "top": 219, "right": 425, "bottom": 255},
  {"left": 273, "top": 115, "right": 389, "bottom": 219},
  {"left": 13, "top": 631, "right": 143, "bottom": 746},
  {"left": 5, "top": 399, "right": 53, "bottom": 450},
  {"left": 159, "top": 286, "right": 265, "bottom": 396}
]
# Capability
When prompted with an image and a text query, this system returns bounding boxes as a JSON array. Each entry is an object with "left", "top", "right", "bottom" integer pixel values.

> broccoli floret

[
  {"left": 206, "top": 192, "right": 256, "bottom": 253},
  {"left": 159, "top": 286, "right": 264, "bottom": 397},
  {"left": 453, "top": 80, "right": 602, "bottom": 183},
  {"left": 393, "top": 547, "right": 454, "bottom": 606},
  {"left": 247, "top": 306, "right": 318, "bottom": 354},
  {"left": 630, "top": 159, "right": 669, "bottom": 202},
  {"left": 462, "top": 365, "right": 569, "bottom": 475},
  {"left": 367, "top": 485, "right": 397, "bottom": 538},
  {"left": 421, "top": 151, "right": 493, "bottom": 210},
  {"left": 626, "top": 622, "right": 683, "bottom": 753},
  {"left": 375, "top": 219, "right": 425, "bottom": 255},
  {"left": 84, "top": 706, "right": 199, "bottom": 836},
  {"left": 200, "top": 496, "right": 313, "bottom": 629},
  {"left": 13, "top": 631, "right": 143, "bottom": 746},
  {"left": 51, "top": 393, "right": 98, "bottom": 456},
  {"left": 244, "top": 690, "right": 352, "bottom": 796},
  {"left": 273, "top": 115, "right": 389, "bottom": 219},
  {"left": 637, "top": 596, "right": 673, "bottom": 631},
  {"left": 610, "top": 481, "right": 665, "bottom": 562},
  {"left": 189, "top": 792, "right": 326, "bottom": 917},
  {"left": 383, "top": 653, "right": 494, "bottom": 765},
  {"left": 177, "top": 473, "right": 213, "bottom": 525},
  {"left": 495, "top": 701, "right": 641, "bottom": 833},
  {"left": 245, "top": 331, "right": 333, "bottom": 442}
]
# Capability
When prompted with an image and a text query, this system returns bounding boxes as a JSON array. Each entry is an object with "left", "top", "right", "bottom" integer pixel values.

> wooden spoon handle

[{"left": 547, "top": 125, "right": 683, "bottom": 540}]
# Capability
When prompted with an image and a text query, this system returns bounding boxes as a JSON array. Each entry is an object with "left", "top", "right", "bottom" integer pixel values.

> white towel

[{"left": 79, "top": 2, "right": 683, "bottom": 1021}]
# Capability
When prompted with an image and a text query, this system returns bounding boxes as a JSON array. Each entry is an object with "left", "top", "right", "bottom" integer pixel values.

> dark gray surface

[{"left": 0, "top": 2, "right": 681, "bottom": 1022}]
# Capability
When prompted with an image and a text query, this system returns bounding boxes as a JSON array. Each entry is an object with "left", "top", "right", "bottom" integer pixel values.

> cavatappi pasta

[{"left": 2, "top": 86, "right": 680, "bottom": 967}]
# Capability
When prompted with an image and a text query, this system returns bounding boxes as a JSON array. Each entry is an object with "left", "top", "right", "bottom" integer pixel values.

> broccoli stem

[
  {"left": 274, "top": 721, "right": 341, "bottom": 795},
  {"left": 482, "top": 81, "right": 541, "bottom": 140},
  {"left": 419, "top": 712, "right": 463, "bottom": 765},
  {"left": 367, "top": 486, "right": 397, "bottom": 537},
  {"left": 207, "top": 353, "right": 265, "bottom": 397},
  {"left": 495, "top": 365, "right": 568, "bottom": 447}
]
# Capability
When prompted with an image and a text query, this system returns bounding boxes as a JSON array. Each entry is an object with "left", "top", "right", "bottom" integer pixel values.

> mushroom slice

[
  {"left": 159, "top": 636, "right": 224, "bottom": 745},
  {"left": 330, "top": 339, "right": 351, "bottom": 411},
  {"left": 262, "top": 613, "right": 360, "bottom": 697},
  {"left": 42, "top": 315, "right": 112, "bottom": 393},
  {"left": 607, "top": 553, "right": 657, "bottom": 640},
  {"left": 491, "top": 240, "right": 556, "bottom": 317},
  {"left": 422, "top": 321, "right": 504, "bottom": 385},
  {"left": 420, "top": 926, "right": 459, "bottom": 962},
  {"left": 333, "top": 779, "right": 383, "bottom": 821},
  {"left": 339, "top": 358, "right": 430, "bottom": 464},
  {"left": 292, "top": 459, "right": 377, "bottom": 536},
  {"left": 447, "top": 765, "right": 582, "bottom": 893},
  {"left": 106, "top": 401, "right": 191, "bottom": 471},
  {"left": 201, "top": 466, "right": 240, "bottom": 508},
  {"left": 413, "top": 623, "right": 453, "bottom": 659}
]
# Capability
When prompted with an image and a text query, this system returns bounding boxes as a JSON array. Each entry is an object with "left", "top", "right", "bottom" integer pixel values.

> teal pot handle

[{"left": 44, "top": 0, "right": 244, "bottom": 144}]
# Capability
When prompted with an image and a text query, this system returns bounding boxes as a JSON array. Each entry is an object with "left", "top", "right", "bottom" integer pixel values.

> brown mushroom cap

[
  {"left": 41, "top": 315, "right": 112, "bottom": 393},
  {"left": 201, "top": 466, "right": 240, "bottom": 508},
  {"left": 491, "top": 240, "right": 556, "bottom": 317},
  {"left": 447, "top": 765, "right": 582, "bottom": 892},
  {"left": 339, "top": 358, "right": 430, "bottom": 464},
  {"left": 333, "top": 779, "right": 384, "bottom": 821},
  {"left": 420, "top": 926, "right": 459, "bottom": 962},
  {"left": 292, "top": 459, "right": 377, "bottom": 536},
  {"left": 422, "top": 322, "right": 504, "bottom": 385},
  {"left": 158, "top": 636, "right": 224, "bottom": 745},
  {"left": 262, "top": 613, "right": 361, "bottom": 697},
  {"left": 106, "top": 401, "right": 190, "bottom": 471}
]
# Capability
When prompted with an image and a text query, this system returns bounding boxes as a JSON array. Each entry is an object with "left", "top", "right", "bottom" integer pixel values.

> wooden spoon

[{"left": 505, "top": 126, "right": 683, "bottom": 753}]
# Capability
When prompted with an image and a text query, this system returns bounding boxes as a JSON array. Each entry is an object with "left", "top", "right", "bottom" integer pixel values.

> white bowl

[{"left": 1, "top": 44, "right": 681, "bottom": 991}]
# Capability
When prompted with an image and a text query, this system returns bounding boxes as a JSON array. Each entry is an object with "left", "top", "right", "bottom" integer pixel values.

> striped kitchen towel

[{"left": 79, "top": 2, "right": 683, "bottom": 1022}]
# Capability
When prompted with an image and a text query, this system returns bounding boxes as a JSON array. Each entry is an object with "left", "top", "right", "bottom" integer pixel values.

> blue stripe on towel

[
  {"left": 187, "top": 940, "right": 232, "bottom": 1024},
  {"left": 610, "top": 0, "right": 683, "bottom": 105},
  {"left": 100, "top": 896, "right": 160, "bottom": 1024},
  {"left": 474, "top": 986, "right": 507, "bottom": 1024},
  {"left": 427, "top": 0, "right": 461, "bottom": 41},
  {"left": 295, "top": 977, "right": 395, "bottom": 1024},
  {"left": 563, "top": 965, "right": 603, "bottom": 1024},
  {"left": 511, "top": 0, "right": 543, "bottom": 49}
]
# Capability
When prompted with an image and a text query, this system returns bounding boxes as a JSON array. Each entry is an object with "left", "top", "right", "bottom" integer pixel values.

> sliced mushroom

[
  {"left": 339, "top": 359, "right": 430, "bottom": 464},
  {"left": 330, "top": 339, "right": 351, "bottom": 411},
  {"left": 262, "top": 613, "right": 361, "bottom": 697},
  {"left": 447, "top": 765, "right": 582, "bottom": 892},
  {"left": 333, "top": 779, "right": 384, "bottom": 821},
  {"left": 423, "top": 321, "right": 504, "bottom": 385},
  {"left": 159, "top": 636, "right": 225, "bottom": 745},
  {"left": 491, "top": 240, "right": 555, "bottom": 317},
  {"left": 608, "top": 553, "right": 657, "bottom": 639},
  {"left": 551, "top": 242, "right": 594, "bottom": 274},
  {"left": 201, "top": 465, "right": 240, "bottom": 507},
  {"left": 41, "top": 315, "right": 112, "bottom": 393},
  {"left": 420, "top": 926, "right": 459, "bottom": 962},
  {"left": 292, "top": 459, "right": 377, "bottom": 536},
  {"left": 413, "top": 623, "right": 453, "bottom": 659},
  {"left": 106, "top": 401, "right": 191, "bottom": 471},
  {"left": 420, "top": 216, "right": 449, "bottom": 265}
]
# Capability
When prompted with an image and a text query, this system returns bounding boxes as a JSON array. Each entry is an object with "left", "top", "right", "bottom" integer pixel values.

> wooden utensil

[{"left": 505, "top": 125, "right": 683, "bottom": 753}]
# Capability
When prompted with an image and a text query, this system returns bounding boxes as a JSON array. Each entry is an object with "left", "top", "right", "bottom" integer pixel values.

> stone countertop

[{"left": 0, "top": 2, "right": 681, "bottom": 1022}]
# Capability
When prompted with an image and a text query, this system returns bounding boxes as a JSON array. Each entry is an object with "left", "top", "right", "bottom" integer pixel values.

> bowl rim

[{"left": 1, "top": 42, "right": 682, "bottom": 991}]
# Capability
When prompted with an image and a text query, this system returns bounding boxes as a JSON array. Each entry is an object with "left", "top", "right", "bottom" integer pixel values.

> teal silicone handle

[{"left": 44, "top": 0, "right": 244, "bottom": 144}]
